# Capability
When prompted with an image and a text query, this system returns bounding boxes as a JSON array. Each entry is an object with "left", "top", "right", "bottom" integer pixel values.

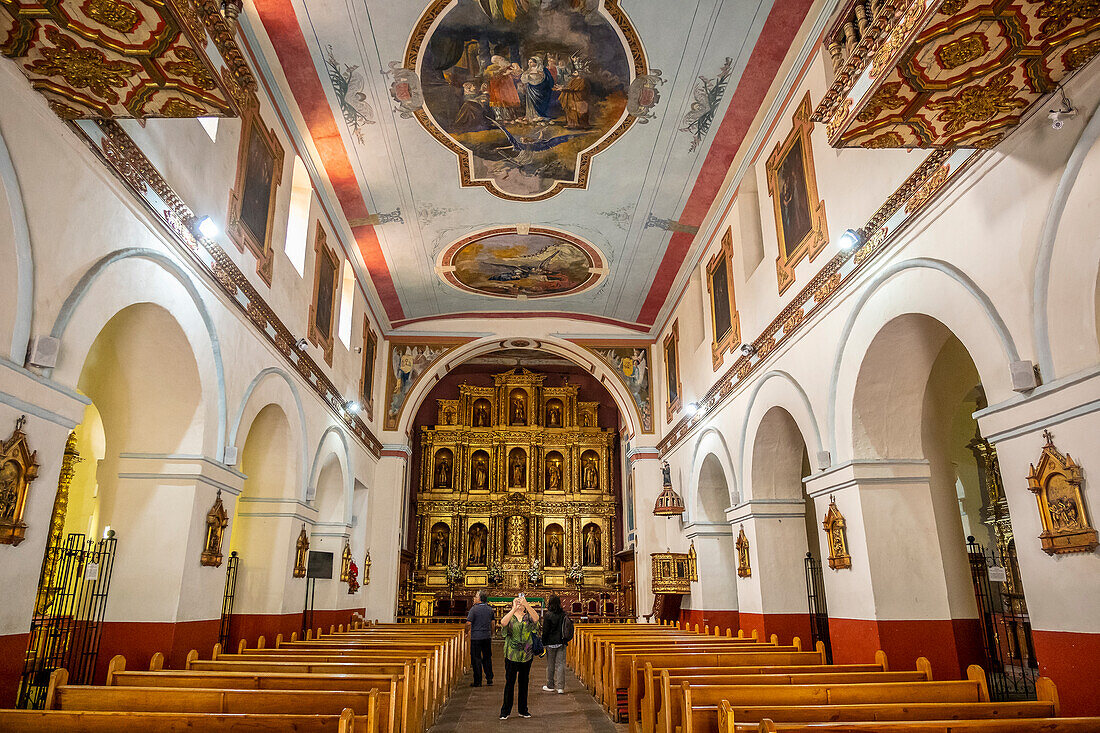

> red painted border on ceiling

[
  {"left": 252, "top": 0, "right": 406, "bottom": 321},
  {"left": 636, "top": 0, "right": 815, "bottom": 325}
]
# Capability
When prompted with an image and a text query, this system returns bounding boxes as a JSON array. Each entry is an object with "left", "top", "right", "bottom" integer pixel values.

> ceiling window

[
  {"left": 338, "top": 259, "right": 355, "bottom": 347},
  {"left": 285, "top": 155, "right": 312, "bottom": 277}
]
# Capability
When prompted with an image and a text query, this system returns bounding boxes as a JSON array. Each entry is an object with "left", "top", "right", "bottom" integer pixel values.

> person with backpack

[
  {"left": 499, "top": 593, "right": 540, "bottom": 719},
  {"left": 540, "top": 594, "right": 573, "bottom": 694}
]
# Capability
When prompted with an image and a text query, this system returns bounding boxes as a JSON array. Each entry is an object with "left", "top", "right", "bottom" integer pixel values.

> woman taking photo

[{"left": 499, "top": 594, "right": 540, "bottom": 719}]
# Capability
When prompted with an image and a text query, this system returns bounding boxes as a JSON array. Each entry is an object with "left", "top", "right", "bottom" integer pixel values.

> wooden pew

[
  {"left": 0, "top": 707, "right": 367, "bottom": 732},
  {"left": 744, "top": 718, "right": 1100, "bottom": 732}
]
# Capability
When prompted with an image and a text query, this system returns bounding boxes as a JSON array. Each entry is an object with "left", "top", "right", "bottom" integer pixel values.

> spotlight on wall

[
  {"left": 740, "top": 343, "right": 757, "bottom": 358},
  {"left": 296, "top": 338, "right": 309, "bottom": 351},
  {"left": 838, "top": 228, "right": 863, "bottom": 251},
  {"left": 1048, "top": 88, "right": 1077, "bottom": 130},
  {"left": 684, "top": 402, "right": 699, "bottom": 416},
  {"left": 346, "top": 401, "right": 362, "bottom": 415},
  {"left": 353, "top": 346, "right": 363, "bottom": 354},
  {"left": 194, "top": 216, "right": 220, "bottom": 239}
]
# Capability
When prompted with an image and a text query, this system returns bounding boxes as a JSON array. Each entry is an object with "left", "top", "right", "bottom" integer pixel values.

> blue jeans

[{"left": 545, "top": 645, "right": 566, "bottom": 690}]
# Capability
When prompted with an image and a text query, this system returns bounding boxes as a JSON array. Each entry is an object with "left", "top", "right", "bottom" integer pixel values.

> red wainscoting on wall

[
  {"left": 828, "top": 618, "right": 985, "bottom": 681},
  {"left": 678, "top": 609, "right": 740, "bottom": 636},
  {"left": 737, "top": 612, "right": 813, "bottom": 648},
  {"left": 94, "top": 619, "right": 221, "bottom": 684},
  {"left": 0, "top": 632, "right": 29, "bottom": 707},
  {"left": 1032, "top": 629, "right": 1100, "bottom": 716}
]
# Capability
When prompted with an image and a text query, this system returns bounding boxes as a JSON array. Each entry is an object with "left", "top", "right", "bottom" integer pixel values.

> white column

[
  {"left": 628, "top": 447, "right": 667, "bottom": 620},
  {"left": 364, "top": 446, "right": 411, "bottom": 621}
]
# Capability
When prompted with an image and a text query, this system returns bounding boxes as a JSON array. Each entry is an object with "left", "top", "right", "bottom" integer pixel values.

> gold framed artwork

[
  {"left": 360, "top": 324, "right": 377, "bottom": 422},
  {"left": 663, "top": 320, "right": 682, "bottom": 423},
  {"left": 0, "top": 415, "right": 38, "bottom": 547},
  {"left": 227, "top": 108, "right": 284, "bottom": 285},
  {"left": 308, "top": 226, "right": 339, "bottom": 366},
  {"left": 767, "top": 93, "right": 828, "bottom": 295},
  {"left": 1027, "top": 430, "right": 1098, "bottom": 555},
  {"left": 706, "top": 228, "right": 740, "bottom": 370}
]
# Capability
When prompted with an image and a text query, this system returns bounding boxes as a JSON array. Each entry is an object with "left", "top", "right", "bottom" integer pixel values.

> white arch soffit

[
  {"left": 394, "top": 336, "right": 644, "bottom": 437},
  {"left": 230, "top": 366, "right": 311, "bottom": 497},
  {"left": 736, "top": 370, "right": 824, "bottom": 493},
  {"left": 688, "top": 427, "right": 739, "bottom": 522},
  {"left": 308, "top": 424, "right": 353, "bottom": 525},
  {"left": 1034, "top": 93, "right": 1100, "bottom": 379},
  {"left": 49, "top": 247, "right": 229, "bottom": 460},
  {"left": 826, "top": 257, "right": 1021, "bottom": 457},
  {"left": 0, "top": 124, "right": 34, "bottom": 365}
]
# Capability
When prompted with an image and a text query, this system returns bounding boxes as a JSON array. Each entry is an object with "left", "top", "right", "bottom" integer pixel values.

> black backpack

[{"left": 561, "top": 614, "right": 574, "bottom": 643}]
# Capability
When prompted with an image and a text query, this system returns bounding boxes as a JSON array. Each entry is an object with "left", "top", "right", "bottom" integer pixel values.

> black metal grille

[
  {"left": 18, "top": 532, "right": 117, "bottom": 708},
  {"left": 967, "top": 537, "right": 1038, "bottom": 701},
  {"left": 804, "top": 551, "right": 832, "bottom": 663},
  {"left": 218, "top": 551, "right": 239, "bottom": 650}
]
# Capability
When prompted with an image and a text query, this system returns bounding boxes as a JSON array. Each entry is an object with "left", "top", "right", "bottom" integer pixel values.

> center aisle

[{"left": 430, "top": 640, "right": 625, "bottom": 731}]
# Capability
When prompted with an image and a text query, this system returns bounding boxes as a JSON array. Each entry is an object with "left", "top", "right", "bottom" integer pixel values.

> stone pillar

[
  {"left": 365, "top": 446, "right": 411, "bottom": 621},
  {"left": 975, "top": 370, "right": 1100, "bottom": 716},
  {"left": 804, "top": 460, "right": 976, "bottom": 678},
  {"left": 682, "top": 522, "right": 738, "bottom": 634},
  {"left": 627, "top": 446, "right": 666, "bottom": 620},
  {"left": 725, "top": 499, "right": 811, "bottom": 644}
]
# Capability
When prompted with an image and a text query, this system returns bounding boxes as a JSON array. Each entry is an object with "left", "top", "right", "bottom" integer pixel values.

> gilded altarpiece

[{"left": 412, "top": 368, "right": 627, "bottom": 615}]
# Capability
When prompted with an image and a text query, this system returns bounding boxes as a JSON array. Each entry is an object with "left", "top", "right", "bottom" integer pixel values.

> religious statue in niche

[
  {"left": 346, "top": 558, "right": 359, "bottom": 594},
  {"left": 582, "top": 522, "right": 601, "bottom": 566},
  {"left": 293, "top": 524, "right": 309, "bottom": 578},
  {"left": 509, "top": 448, "right": 526, "bottom": 488},
  {"left": 546, "top": 453, "right": 563, "bottom": 491},
  {"left": 507, "top": 515, "right": 527, "bottom": 556},
  {"left": 822, "top": 496, "right": 851, "bottom": 570},
  {"left": 434, "top": 449, "right": 453, "bottom": 489},
  {"left": 340, "top": 541, "right": 352, "bottom": 582},
  {"left": 582, "top": 452, "right": 599, "bottom": 490},
  {"left": 510, "top": 391, "right": 527, "bottom": 425},
  {"left": 580, "top": 410, "right": 593, "bottom": 428},
  {"left": 429, "top": 522, "right": 450, "bottom": 566},
  {"left": 736, "top": 525, "right": 751, "bottom": 578},
  {"left": 473, "top": 399, "right": 490, "bottom": 427},
  {"left": 471, "top": 453, "right": 489, "bottom": 490},
  {"left": 442, "top": 406, "right": 457, "bottom": 425},
  {"left": 363, "top": 549, "right": 371, "bottom": 585},
  {"left": 545, "top": 525, "right": 564, "bottom": 567},
  {"left": 0, "top": 415, "right": 38, "bottom": 546},
  {"left": 468, "top": 523, "right": 488, "bottom": 566},
  {"left": 200, "top": 490, "right": 229, "bottom": 567},
  {"left": 547, "top": 401, "right": 562, "bottom": 428},
  {"left": 1027, "top": 430, "right": 1098, "bottom": 555}
]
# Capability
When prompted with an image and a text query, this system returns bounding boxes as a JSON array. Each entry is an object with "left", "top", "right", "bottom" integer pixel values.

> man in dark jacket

[
  {"left": 466, "top": 589, "right": 495, "bottom": 686},
  {"left": 540, "top": 595, "right": 569, "bottom": 693}
]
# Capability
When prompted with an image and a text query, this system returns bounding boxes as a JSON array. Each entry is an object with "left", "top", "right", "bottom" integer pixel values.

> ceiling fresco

[{"left": 247, "top": 0, "right": 816, "bottom": 331}]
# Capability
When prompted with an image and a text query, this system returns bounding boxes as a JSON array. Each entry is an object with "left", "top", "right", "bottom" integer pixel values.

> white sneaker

[{"left": 541, "top": 685, "right": 554, "bottom": 691}]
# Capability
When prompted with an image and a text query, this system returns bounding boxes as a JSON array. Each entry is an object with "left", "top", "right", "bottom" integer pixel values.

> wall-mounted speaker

[{"left": 27, "top": 335, "right": 59, "bottom": 368}]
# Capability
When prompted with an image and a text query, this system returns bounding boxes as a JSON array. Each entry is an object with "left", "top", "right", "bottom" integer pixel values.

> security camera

[
  {"left": 1048, "top": 89, "right": 1077, "bottom": 130},
  {"left": 740, "top": 343, "right": 756, "bottom": 358},
  {"left": 296, "top": 338, "right": 309, "bottom": 351}
]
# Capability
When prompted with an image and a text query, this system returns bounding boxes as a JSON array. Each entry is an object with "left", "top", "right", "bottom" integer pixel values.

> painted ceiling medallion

[
  {"left": 403, "top": 0, "right": 653, "bottom": 201},
  {"left": 439, "top": 226, "right": 605, "bottom": 299}
]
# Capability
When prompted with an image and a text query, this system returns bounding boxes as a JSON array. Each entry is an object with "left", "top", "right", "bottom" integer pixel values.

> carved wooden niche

[
  {"left": 1027, "top": 430, "right": 1098, "bottom": 555},
  {"left": 340, "top": 541, "right": 352, "bottom": 582},
  {"left": 227, "top": 106, "right": 285, "bottom": 286},
  {"left": 200, "top": 490, "right": 229, "bottom": 567},
  {"left": 0, "top": 415, "right": 39, "bottom": 546},
  {"left": 308, "top": 226, "right": 340, "bottom": 366},
  {"left": 822, "top": 496, "right": 851, "bottom": 570},
  {"left": 736, "top": 525, "right": 751, "bottom": 578},
  {"left": 293, "top": 524, "right": 310, "bottom": 578},
  {"left": 706, "top": 228, "right": 740, "bottom": 370}
]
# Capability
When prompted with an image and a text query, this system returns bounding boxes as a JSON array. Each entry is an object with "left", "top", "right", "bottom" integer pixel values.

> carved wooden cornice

[{"left": 74, "top": 119, "right": 381, "bottom": 457}]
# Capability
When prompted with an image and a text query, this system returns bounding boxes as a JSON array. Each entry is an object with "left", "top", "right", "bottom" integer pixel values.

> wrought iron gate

[
  {"left": 18, "top": 531, "right": 118, "bottom": 708},
  {"left": 967, "top": 536, "right": 1038, "bottom": 701},
  {"left": 218, "top": 551, "right": 239, "bottom": 649},
  {"left": 804, "top": 552, "right": 832, "bottom": 663}
]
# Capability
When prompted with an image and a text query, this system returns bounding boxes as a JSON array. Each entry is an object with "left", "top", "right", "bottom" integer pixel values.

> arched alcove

[
  {"left": 697, "top": 454, "right": 730, "bottom": 524},
  {"left": 314, "top": 454, "right": 346, "bottom": 526}
]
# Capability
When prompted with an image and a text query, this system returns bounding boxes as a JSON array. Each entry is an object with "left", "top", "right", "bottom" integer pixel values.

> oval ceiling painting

[
  {"left": 404, "top": 0, "right": 653, "bottom": 201},
  {"left": 440, "top": 227, "right": 605, "bottom": 298}
]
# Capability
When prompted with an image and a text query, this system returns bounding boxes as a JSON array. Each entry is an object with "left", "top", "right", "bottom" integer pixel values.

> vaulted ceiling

[{"left": 246, "top": 0, "right": 815, "bottom": 333}]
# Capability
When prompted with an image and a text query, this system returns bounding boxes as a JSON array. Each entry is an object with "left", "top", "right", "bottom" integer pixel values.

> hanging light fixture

[{"left": 653, "top": 460, "right": 685, "bottom": 517}]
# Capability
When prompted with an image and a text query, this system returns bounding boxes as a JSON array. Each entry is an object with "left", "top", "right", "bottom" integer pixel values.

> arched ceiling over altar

[{"left": 245, "top": 0, "right": 816, "bottom": 332}]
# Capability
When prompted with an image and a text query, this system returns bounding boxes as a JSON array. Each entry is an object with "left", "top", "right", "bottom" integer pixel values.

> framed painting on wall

[
  {"left": 706, "top": 228, "right": 740, "bottom": 370},
  {"left": 227, "top": 108, "right": 284, "bottom": 285},
  {"left": 767, "top": 92, "right": 827, "bottom": 295},
  {"left": 308, "top": 226, "right": 339, "bottom": 365},
  {"left": 663, "top": 320, "right": 681, "bottom": 423},
  {"left": 360, "top": 324, "right": 377, "bottom": 421}
]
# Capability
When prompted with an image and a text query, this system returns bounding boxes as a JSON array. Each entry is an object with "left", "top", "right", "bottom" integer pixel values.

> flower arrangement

[
  {"left": 487, "top": 563, "right": 504, "bottom": 585},
  {"left": 567, "top": 562, "right": 584, "bottom": 585},
  {"left": 347, "top": 559, "right": 360, "bottom": 594},
  {"left": 527, "top": 558, "right": 542, "bottom": 585},
  {"left": 446, "top": 563, "right": 463, "bottom": 586}
]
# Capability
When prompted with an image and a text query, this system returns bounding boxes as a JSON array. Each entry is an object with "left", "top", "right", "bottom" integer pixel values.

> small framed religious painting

[
  {"left": 227, "top": 109, "right": 284, "bottom": 285},
  {"left": 706, "top": 228, "right": 740, "bottom": 370},
  {"left": 308, "top": 226, "right": 339, "bottom": 365},
  {"left": 663, "top": 320, "right": 682, "bottom": 422}
]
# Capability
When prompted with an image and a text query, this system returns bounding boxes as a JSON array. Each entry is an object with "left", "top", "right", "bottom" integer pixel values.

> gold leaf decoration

[
  {"left": 26, "top": 27, "right": 138, "bottom": 104},
  {"left": 83, "top": 0, "right": 141, "bottom": 33}
]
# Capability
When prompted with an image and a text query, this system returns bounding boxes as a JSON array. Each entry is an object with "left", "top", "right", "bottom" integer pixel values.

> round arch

[
  {"left": 308, "top": 425, "right": 353, "bottom": 525},
  {"left": 828, "top": 259, "right": 1019, "bottom": 460},
  {"left": 687, "top": 427, "right": 738, "bottom": 523},
  {"left": 230, "top": 367, "right": 310, "bottom": 495},
  {"left": 0, "top": 125, "right": 33, "bottom": 365},
  {"left": 391, "top": 336, "right": 645, "bottom": 437},
  {"left": 48, "top": 248, "right": 228, "bottom": 460},
  {"left": 737, "top": 370, "right": 822, "bottom": 501}
]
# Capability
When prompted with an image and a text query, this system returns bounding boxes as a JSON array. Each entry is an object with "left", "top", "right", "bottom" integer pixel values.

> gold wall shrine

[{"left": 412, "top": 368, "right": 626, "bottom": 612}]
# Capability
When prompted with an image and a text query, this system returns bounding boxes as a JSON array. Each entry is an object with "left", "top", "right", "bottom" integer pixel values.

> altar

[{"left": 405, "top": 368, "right": 633, "bottom": 619}]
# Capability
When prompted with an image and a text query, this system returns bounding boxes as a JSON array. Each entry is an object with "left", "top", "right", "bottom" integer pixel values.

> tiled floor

[{"left": 430, "top": 641, "right": 626, "bottom": 731}]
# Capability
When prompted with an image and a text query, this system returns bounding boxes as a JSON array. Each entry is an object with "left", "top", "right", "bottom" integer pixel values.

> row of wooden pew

[
  {"left": 570, "top": 621, "right": 1100, "bottom": 733},
  {"left": 0, "top": 621, "right": 467, "bottom": 732}
]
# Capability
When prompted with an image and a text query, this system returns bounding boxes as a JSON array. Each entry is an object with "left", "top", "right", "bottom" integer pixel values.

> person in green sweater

[{"left": 499, "top": 594, "right": 540, "bottom": 719}]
